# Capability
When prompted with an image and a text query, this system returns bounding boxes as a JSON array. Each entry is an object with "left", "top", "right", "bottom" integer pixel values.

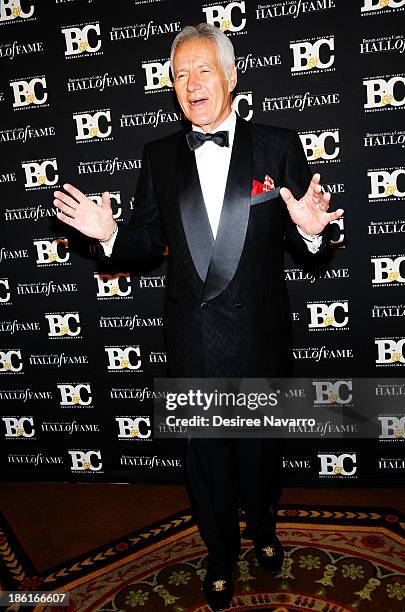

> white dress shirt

[
  {"left": 101, "top": 109, "right": 321, "bottom": 254},
  {"left": 193, "top": 110, "right": 236, "bottom": 239}
]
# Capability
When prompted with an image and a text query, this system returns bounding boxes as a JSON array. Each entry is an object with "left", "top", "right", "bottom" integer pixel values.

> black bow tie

[{"left": 186, "top": 130, "right": 229, "bottom": 151}]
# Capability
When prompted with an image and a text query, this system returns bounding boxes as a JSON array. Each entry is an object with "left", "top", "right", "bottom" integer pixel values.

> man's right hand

[{"left": 53, "top": 184, "right": 116, "bottom": 240}]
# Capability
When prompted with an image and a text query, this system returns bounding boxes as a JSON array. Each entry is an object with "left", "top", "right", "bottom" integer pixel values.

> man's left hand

[{"left": 280, "top": 173, "right": 344, "bottom": 236}]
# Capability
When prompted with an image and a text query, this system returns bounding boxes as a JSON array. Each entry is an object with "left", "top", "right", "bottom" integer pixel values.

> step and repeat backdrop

[{"left": 0, "top": 0, "right": 404, "bottom": 486}]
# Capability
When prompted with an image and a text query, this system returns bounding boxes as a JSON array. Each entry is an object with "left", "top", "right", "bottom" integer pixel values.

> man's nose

[{"left": 186, "top": 72, "right": 201, "bottom": 92}]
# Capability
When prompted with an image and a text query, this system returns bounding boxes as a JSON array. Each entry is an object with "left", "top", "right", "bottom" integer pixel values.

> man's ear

[{"left": 228, "top": 64, "right": 237, "bottom": 93}]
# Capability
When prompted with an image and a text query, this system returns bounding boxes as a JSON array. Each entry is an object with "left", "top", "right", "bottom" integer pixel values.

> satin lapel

[
  {"left": 178, "top": 136, "right": 214, "bottom": 282},
  {"left": 202, "top": 117, "right": 252, "bottom": 301}
]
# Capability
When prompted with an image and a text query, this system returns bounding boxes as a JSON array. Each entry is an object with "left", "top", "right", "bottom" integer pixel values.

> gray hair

[{"left": 170, "top": 23, "right": 235, "bottom": 78}]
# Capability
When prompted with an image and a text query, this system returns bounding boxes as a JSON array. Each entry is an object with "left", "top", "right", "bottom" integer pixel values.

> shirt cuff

[
  {"left": 296, "top": 225, "right": 323, "bottom": 254},
  {"left": 99, "top": 228, "right": 118, "bottom": 257}
]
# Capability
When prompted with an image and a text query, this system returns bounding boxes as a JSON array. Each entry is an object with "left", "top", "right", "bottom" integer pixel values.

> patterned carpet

[{"left": 0, "top": 505, "right": 404, "bottom": 612}]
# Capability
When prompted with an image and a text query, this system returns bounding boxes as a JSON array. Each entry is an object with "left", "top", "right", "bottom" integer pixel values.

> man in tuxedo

[{"left": 54, "top": 23, "right": 343, "bottom": 611}]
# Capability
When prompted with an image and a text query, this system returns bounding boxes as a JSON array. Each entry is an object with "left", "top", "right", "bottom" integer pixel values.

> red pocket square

[{"left": 251, "top": 175, "right": 275, "bottom": 195}]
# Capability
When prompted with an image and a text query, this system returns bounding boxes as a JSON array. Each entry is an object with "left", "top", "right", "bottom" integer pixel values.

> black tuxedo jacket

[{"left": 104, "top": 116, "right": 326, "bottom": 377}]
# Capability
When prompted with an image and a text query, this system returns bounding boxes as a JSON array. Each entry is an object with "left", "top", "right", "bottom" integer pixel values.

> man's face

[{"left": 173, "top": 38, "right": 237, "bottom": 132}]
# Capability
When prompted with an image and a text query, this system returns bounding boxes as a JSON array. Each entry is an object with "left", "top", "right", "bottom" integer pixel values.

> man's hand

[
  {"left": 280, "top": 173, "right": 344, "bottom": 236},
  {"left": 53, "top": 184, "right": 115, "bottom": 240}
]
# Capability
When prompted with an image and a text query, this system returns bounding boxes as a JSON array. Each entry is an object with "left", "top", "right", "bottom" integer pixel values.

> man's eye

[{"left": 176, "top": 74, "right": 185, "bottom": 80}]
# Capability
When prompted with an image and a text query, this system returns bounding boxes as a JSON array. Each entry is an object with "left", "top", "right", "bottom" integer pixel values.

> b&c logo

[
  {"left": 116, "top": 417, "right": 152, "bottom": 439},
  {"left": 62, "top": 23, "right": 102, "bottom": 57},
  {"left": 329, "top": 218, "right": 345, "bottom": 246},
  {"left": 94, "top": 273, "right": 132, "bottom": 298},
  {"left": 68, "top": 450, "right": 102, "bottom": 471},
  {"left": 0, "top": 349, "right": 23, "bottom": 373},
  {"left": 22, "top": 159, "right": 58, "bottom": 189},
  {"left": 312, "top": 380, "right": 353, "bottom": 404},
  {"left": 73, "top": 110, "right": 112, "bottom": 141},
  {"left": 0, "top": 0, "right": 34, "bottom": 22},
  {"left": 299, "top": 130, "right": 340, "bottom": 162},
  {"left": 10, "top": 77, "right": 47, "bottom": 109},
  {"left": 57, "top": 383, "right": 92, "bottom": 406},
  {"left": 89, "top": 192, "right": 122, "bottom": 219},
  {"left": 2, "top": 416, "right": 34, "bottom": 438},
  {"left": 307, "top": 301, "right": 349, "bottom": 329},
  {"left": 368, "top": 168, "right": 405, "bottom": 199},
  {"left": 0, "top": 279, "right": 11, "bottom": 303},
  {"left": 361, "top": 0, "right": 405, "bottom": 12},
  {"left": 203, "top": 1, "right": 246, "bottom": 32},
  {"left": 371, "top": 256, "right": 405, "bottom": 284},
  {"left": 105, "top": 346, "right": 142, "bottom": 370},
  {"left": 318, "top": 453, "right": 357, "bottom": 477},
  {"left": 378, "top": 416, "right": 405, "bottom": 438},
  {"left": 142, "top": 59, "right": 172, "bottom": 91},
  {"left": 290, "top": 36, "right": 334, "bottom": 73},
  {"left": 233, "top": 92, "right": 253, "bottom": 121},
  {"left": 34, "top": 239, "right": 69, "bottom": 265},
  {"left": 364, "top": 75, "right": 405, "bottom": 109},
  {"left": 375, "top": 338, "right": 405, "bottom": 364},
  {"left": 45, "top": 313, "right": 81, "bottom": 338}
]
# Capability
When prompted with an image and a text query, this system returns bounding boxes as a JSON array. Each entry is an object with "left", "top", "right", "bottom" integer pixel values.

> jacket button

[
  {"left": 233, "top": 303, "right": 243, "bottom": 309},
  {"left": 200, "top": 301, "right": 209, "bottom": 309}
]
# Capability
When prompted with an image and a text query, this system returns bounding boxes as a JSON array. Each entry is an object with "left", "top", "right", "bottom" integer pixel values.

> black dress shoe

[
  {"left": 203, "top": 572, "right": 233, "bottom": 611},
  {"left": 254, "top": 534, "right": 284, "bottom": 572}
]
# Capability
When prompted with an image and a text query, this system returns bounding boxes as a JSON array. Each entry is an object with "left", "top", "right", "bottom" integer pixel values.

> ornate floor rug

[{"left": 1, "top": 505, "right": 404, "bottom": 611}]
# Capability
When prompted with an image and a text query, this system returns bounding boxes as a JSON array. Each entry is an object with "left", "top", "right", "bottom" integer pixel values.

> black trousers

[{"left": 185, "top": 437, "right": 283, "bottom": 575}]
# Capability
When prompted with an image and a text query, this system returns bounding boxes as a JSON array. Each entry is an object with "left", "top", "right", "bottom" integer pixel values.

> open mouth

[{"left": 189, "top": 98, "right": 207, "bottom": 106}]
